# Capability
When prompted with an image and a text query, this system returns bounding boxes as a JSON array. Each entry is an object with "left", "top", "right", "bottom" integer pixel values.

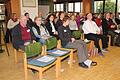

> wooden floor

[{"left": 0, "top": 43, "right": 120, "bottom": 80}]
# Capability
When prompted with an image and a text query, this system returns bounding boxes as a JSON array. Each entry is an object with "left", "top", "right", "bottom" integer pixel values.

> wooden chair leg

[
  {"left": 108, "top": 35, "right": 111, "bottom": 47},
  {"left": 89, "top": 41, "right": 96, "bottom": 57},
  {"left": 39, "top": 68, "right": 43, "bottom": 80},
  {"left": 73, "top": 49, "right": 77, "bottom": 62},
  {"left": 69, "top": 50, "right": 73, "bottom": 68},
  {"left": 24, "top": 60, "right": 28, "bottom": 80},
  {"left": 81, "top": 33, "right": 84, "bottom": 40},
  {"left": 56, "top": 57, "right": 61, "bottom": 79},
  {"left": 14, "top": 49, "right": 18, "bottom": 63}
]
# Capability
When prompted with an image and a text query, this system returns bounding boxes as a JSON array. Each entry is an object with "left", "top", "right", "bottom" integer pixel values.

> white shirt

[
  {"left": 69, "top": 20, "right": 78, "bottom": 30},
  {"left": 82, "top": 20, "right": 100, "bottom": 34},
  {"left": 50, "top": 21, "right": 56, "bottom": 33},
  {"left": 7, "top": 19, "right": 19, "bottom": 29}
]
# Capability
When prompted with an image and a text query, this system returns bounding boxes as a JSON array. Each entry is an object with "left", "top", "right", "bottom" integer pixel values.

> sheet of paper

[
  {"left": 51, "top": 50, "right": 68, "bottom": 55},
  {"left": 37, "top": 56, "right": 55, "bottom": 62}
]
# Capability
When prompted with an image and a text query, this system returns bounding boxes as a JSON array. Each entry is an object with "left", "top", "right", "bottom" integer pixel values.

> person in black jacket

[
  {"left": 102, "top": 13, "right": 117, "bottom": 46},
  {"left": 12, "top": 16, "right": 36, "bottom": 51},
  {"left": 58, "top": 16, "right": 97, "bottom": 69},
  {"left": 24, "top": 12, "right": 34, "bottom": 27},
  {"left": 55, "top": 11, "right": 65, "bottom": 31},
  {"left": 45, "top": 14, "right": 58, "bottom": 37}
]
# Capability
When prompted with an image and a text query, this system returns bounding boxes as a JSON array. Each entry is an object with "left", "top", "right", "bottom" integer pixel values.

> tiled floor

[{"left": 0, "top": 43, "right": 120, "bottom": 80}]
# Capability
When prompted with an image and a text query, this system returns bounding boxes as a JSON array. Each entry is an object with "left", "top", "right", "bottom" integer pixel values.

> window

[
  {"left": 68, "top": 3, "right": 73, "bottom": 12},
  {"left": 118, "top": 0, "right": 120, "bottom": 12},
  {"left": 55, "top": 4, "right": 64, "bottom": 11},
  {"left": 75, "top": 2, "right": 83, "bottom": 12},
  {"left": 94, "top": 1, "right": 103, "bottom": 13},
  {"left": 75, "top": 2, "right": 80, "bottom": 12},
  {"left": 105, "top": 0, "right": 116, "bottom": 13},
  {"left": 60, "top": 4, "right": 64, "bottom": 11}
]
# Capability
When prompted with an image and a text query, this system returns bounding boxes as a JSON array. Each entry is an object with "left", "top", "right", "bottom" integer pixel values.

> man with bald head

[
  {"left": 12, "top": 15, "right": 36, "bottom": 51},
  {"left": 82, "top": 13, "right": 108, "bottom": 57}
]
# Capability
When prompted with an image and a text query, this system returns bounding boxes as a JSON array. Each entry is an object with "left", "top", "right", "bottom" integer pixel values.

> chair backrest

[
  {"left": 46, "top": 37, "right": 57, "bottom": 50},
  {"left": 25, "top": 42, "right": 42, "bottom": 58},
  {"left": 72, "top": 30, "right": 81, "bottom": 40}
]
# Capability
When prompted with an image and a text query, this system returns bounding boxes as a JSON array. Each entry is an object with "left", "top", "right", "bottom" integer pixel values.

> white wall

[{"left": 20, "top": 0, "right": 38, "bottom": 20}]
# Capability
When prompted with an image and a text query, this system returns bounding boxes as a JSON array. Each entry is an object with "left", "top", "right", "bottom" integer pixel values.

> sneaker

[
  {"left": 102, "top": 49, "right": 109, "bottom": 53},
  {"left": 84, "top": 39, "right": 90, "bottom": 43},
  {"left": 91, "top": 61, "right": 97, "bottom": 66},
  {"left": 98, "top": 52, "right": 104, "bottom": 57},
  {"left": 79, "top": 62, "right": 88, "bottom": 68}
]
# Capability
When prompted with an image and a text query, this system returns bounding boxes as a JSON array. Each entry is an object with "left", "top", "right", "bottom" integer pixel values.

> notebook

[
  {"left": 50, "top": 50, "right": 68, "bottom": 56},
  {"left": 37, "top": 56, "right": 55, "bottom": 63}
]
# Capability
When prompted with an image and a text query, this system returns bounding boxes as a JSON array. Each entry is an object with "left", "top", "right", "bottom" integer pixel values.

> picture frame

[{"left": 22, "top": 0, "right": 36, "bottom": 7}]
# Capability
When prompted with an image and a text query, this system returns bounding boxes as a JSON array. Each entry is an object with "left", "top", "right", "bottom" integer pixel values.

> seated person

[
  {"left": 58, "top": 16, "right": 97, "bottom": 69},
  {"left": 45, "top": 14, "right": 58, "bottom": 38},
  {"left": 102, "top": 13, "right": 117, "bottom": 46},
  {"left": 24, "top": 12, "right": 34, "bottom": 27},
  {"left": 32, "top": 17, "right": 51, "bottom": 45},
  {"left": 5, "top": 13, "right": 19, "bottom": 43},
  {"left": 82, "top": 13, "right": 108, "bottom": 57},
  {"left": 12, "top": 15, "right": 36, "bottom": 51},
  {"left": 69, "top": 14, "right": 78, "bottom": 31}
]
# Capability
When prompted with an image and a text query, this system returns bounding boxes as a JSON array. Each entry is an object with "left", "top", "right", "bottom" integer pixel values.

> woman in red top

[{"left": 95, "top": 14, "right": 103, "bottom": 34}]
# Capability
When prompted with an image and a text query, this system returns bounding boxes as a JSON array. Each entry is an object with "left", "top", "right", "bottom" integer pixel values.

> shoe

[
  {"left": 91, "top": 61, "right": 97, "bottom": 66},
  {"left": 102, "top": 48, "right": 109, "bottom": 53},
  {"left": 98, "top": 52, "right": 104, "bottom": 57},
  {"left": 79, "top": 62, "right": 88, "bottom": 68},
  {"left": 84, "top": 39, "right": 90, "bottom": 43}
]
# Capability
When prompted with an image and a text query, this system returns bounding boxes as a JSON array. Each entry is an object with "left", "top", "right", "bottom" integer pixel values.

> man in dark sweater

[
  {"left": 58, "top": 16, "right": 97, "bottom": 69},
  {"left": 12, "top": 16, "right": 36, "bottom": 51}
]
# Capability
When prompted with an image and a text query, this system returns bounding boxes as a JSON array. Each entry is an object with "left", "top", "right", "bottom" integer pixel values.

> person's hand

[
  {"left": 24, "top": 42, "right": 30, "bottom": 46},
  {"left": 33, "top": 40, "right": 36, "bottom": 43},
  {"left": 96, "top": 31, "right": 100, "bottom": 35},
  {"left": 54, "top": 31, "right": 58, "bottom": 35},
  {"left": 110, "top": 25, "right": 115, "bottom": 28},
  {"left": 71, "top": 38, "right": 75, "bottom": 43}
]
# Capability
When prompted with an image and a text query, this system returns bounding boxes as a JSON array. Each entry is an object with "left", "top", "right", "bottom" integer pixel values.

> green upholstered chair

[
  {"left": 45, "top": 37, "right": 74, "bottom": 70},
  {"left": 72, "top": 30, "right": 81, "bottom": 40},
  {"left": 24, "top": 42, "right": 59, "bottom": 80}
]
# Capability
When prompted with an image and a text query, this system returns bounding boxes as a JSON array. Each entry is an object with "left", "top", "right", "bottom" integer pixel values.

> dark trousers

[
  {"left": 108, "top": 30, "right": 116, "bottom": 46},
  {"left": 85, "top": 33, "right": 108, "bottom": 53},
  {"left": 4, "top": 29, "right": 12, "bottom": 43}
]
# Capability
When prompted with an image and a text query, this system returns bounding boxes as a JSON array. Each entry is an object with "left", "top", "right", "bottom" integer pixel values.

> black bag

[{"left": 114, "top": 34, "right": 120, "bottom": 47}]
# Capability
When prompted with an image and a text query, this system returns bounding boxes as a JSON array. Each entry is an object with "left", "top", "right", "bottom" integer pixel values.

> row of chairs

[
  {"left": 13, "top": 31, "right": 111, "bottom": 80},
  {"left": 14, "top": 37, "right": 76, "bottom": 80}
]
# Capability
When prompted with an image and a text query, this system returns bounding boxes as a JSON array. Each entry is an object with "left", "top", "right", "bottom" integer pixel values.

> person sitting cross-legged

[
  {"left": 82, "top": 13, "right": 108, "bottom": 57},
  {"left": 58, "top": 16, "right": 97, "bottom": 68}
]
